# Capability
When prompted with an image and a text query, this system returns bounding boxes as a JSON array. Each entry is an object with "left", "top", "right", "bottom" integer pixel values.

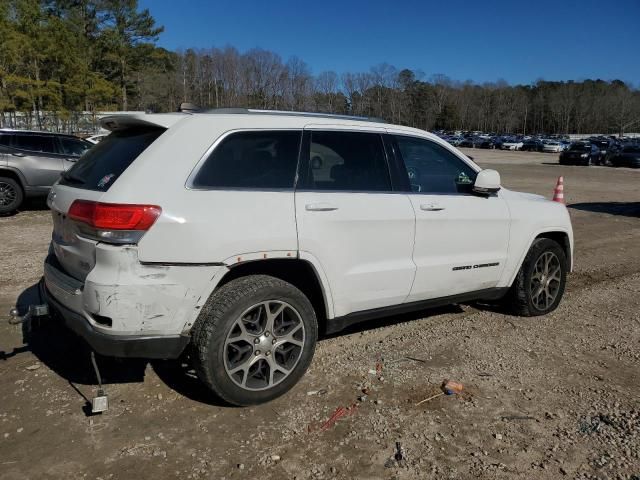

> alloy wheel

[
  {"left": 0, "top": 181, "right": 17, "bottom": 207},
  {"left": 530, "top": 251, "right": 561, "bottom": 310},
  {"left": 224, "top": 300, "right": 305, "bottom": 391}
]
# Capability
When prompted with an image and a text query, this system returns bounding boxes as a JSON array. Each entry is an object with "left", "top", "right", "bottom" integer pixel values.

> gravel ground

[{"left": 0, "top": 149, "right": 639, "bottom": 480}]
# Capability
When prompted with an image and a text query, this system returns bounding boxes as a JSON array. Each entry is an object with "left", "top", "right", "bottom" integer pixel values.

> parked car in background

[
  {"left": 521, "top": 139, "right": 543, "bottom": 152},
  {"left": 608, "top": 144, "right": 640, "bottom": 168},
  {"left": 559, "top": 142, "right": 600, "bottom": 166},
  {"left": 542, "top": 140, "right": 563, "bottom": 153},
  {"left": 0, "top": 129, "right": 92, "bottom": 214},
  {"left": 589, "top": 138, "right": 613, "bottom": 165},
  {"left": 501, "top": 138, "right": 523, "bottom": 151},
  {"left": 458, "top": 137, "right": 475, "bottom": 148},
  {"left": 475, "top": 137, "right": 497, "bottom": 149}
]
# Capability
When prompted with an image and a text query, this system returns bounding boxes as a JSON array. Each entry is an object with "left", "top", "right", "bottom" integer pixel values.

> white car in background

[
  {"left": 501, "top": 139, "right": 523, "bottom": 151},
  {"left": 542, "top": 140, "right": 563, "bottom": 153},
  {"left": 32, "top": 109, "right": 573, "bottom": 406}
]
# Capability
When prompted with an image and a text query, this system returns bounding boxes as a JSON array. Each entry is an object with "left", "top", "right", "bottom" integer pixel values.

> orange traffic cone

[{"left": 552, "top": 176, "right": 565, "bottom": 204}]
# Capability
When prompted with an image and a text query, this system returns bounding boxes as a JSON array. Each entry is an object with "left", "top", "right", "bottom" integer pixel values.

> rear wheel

[
  {"left": 505, "top": 238, "right": 567, "bottom": 316},
  {"left": 191, "top": 275, "right": 318, "bottom": 406},
  {"left": 0, "top": 177, "right": 23, "bottom": 215}
]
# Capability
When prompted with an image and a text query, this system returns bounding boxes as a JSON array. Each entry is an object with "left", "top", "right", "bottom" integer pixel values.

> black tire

[
  {"left": 0, "top": 176, "right": 23, "bottom": 215},
  {"left": 191, "top": 274, "right": 318, "bottom": 406},
  {"left": 505, "top": 238, "right": 567, "bottom": 316}
]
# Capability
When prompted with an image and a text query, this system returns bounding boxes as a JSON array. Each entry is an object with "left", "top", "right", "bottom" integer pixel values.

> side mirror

[{"left": 473, "top": 169, "right": 501, "bottom": 195}]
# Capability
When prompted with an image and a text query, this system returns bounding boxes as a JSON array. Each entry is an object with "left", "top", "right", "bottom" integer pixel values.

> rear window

[{"left": 59, "top": 128, "right": 164, "bottom": 191}]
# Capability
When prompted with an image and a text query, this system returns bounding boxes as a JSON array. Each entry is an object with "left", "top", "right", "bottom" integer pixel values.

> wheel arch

[
  {"left": 215, "top": 257, "right": 334, "bottom": 335},
  {"left": 0, "top": 168, "right": 26, "bottom": 192},
  {"left": 506, "top": 228, "right": 573, "bottom": 287}
]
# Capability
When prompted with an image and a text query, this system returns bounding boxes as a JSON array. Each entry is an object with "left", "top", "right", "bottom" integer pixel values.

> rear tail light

[{"left": 68, "top": 200, "right": 161, "bottom": 244}]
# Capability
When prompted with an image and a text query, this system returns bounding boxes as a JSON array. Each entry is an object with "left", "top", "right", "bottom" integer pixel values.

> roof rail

[{"left": 201, "top": 108, "right": 386, "bottom": 123}]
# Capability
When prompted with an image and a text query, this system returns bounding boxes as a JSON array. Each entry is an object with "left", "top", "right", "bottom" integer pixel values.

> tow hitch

[
  {"left": 8, "top": 304, "right": 49, "bottom": 325},
  {"left": 9, "top": 304, "right": 109, "bottom": 414}
]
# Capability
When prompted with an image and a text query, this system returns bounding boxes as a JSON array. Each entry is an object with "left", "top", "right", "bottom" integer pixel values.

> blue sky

[{"left": 139, "top": 0, "right": 640, "bottom": 86}]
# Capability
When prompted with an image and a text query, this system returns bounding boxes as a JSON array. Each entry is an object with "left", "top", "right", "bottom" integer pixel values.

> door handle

[
  {"left": 305, "top": 202, "right": 338, "bottom": 212},
  {"left": 420, "top": 203, "right": 445, "bottom": 212},
  {"left": 11, "top": 152, "right": 25, "bottom": 157}
]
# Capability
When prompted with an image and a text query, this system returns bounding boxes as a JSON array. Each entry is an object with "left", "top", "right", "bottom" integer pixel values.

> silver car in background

[{"left": 0, "top": 130, "right": 92, "bottom": 214}]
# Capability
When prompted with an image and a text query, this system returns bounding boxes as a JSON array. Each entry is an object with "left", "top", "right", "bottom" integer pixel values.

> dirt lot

[{"left": 1, "top": 149, "right": 639, "bottom": 480}]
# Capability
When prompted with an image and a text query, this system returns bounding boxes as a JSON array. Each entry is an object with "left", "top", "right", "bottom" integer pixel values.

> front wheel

[
  {"left": 191, "top": 275, "right": 318, "bottom": 406},
  {"left": 505, "top": 238, "right": 567, "bottom": 316}
]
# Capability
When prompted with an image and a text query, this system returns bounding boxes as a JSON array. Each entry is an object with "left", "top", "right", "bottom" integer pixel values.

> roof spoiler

[
  {"left": 178, "top": 102, "right": 200, "bottom": 113},
  {"left": 100, "top": 113, "right": 185, "bottom": 132}
]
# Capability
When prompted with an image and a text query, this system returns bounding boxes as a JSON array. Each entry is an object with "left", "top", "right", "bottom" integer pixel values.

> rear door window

[
  {"left": 301, "top": 131, "right": 391, "bottom": 192},
  {"left": 14, "top": 134, "right": 57, "bottom": 154},
  {"left": 60, "top": 137, "right": 91, "bottom": 156},
  {"left": 191, "top": 130, "right": 301, "bottom": 189},
  {"left": 59, "top": 128, "right": 164, "bottom": 191}
]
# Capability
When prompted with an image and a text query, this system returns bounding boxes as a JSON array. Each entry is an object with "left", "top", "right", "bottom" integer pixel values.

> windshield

[
  {"left": 569, "top": 143, "right": 590, "bottom": 151},
  {"left": 59, "top": 128, "right": 164, "bottom": 191}
]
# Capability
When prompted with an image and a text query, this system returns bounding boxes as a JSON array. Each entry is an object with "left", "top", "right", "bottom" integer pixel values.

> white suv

[{"left": 41, "top": 109, "right": 573, "bottom": 406}]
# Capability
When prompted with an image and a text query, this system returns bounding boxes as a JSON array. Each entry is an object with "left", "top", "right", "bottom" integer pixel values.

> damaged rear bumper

[{"left": 42, "top": 254, "right": 193, "bottom": 359}]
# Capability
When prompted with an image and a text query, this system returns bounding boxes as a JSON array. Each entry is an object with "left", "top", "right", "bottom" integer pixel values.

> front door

[
  {"left": 389, "top": 133, "right": 511, "bottom": 302},
  {"left": 295, "top": 128, "right": 416, "bottom": 317}
]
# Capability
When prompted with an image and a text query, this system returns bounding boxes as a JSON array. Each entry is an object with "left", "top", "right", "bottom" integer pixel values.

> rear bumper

[{"left": 42, "top": 255, "right": 190, "bottom": 359}]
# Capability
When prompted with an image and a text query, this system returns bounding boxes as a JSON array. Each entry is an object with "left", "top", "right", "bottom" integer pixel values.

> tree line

[{"left": 1, "top": 0, "right": 639, "bottom": 135}]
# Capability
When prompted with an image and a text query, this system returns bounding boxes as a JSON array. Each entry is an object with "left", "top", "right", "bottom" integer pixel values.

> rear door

[
  {"left": 9, "top": 134, "right": 63, "bottom": 187},
  {"left": 389, "top": 133, "right": 510, "bottom": 302},
  {"left": 295, "top": 127, "right": 416, "bottom": 317},
  {"left": 0, "top": 133, "right": 9, "bottom": 166}
]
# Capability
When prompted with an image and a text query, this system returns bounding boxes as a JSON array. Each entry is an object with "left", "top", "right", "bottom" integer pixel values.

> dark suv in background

[
  {"left": 0, "top": 130, "right": 92, "bottom": 214},
  {"left": 559, "top": 142, "right": 600, "bottom": 166}
]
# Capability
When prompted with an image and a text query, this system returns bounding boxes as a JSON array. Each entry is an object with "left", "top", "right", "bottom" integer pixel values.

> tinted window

[
  {"left": 14, "top": 134, "right": 57, "bottom": 154},
  {"left": 192, "top": 131, "right": 301, "bottom": 189},
  {"left": 60, "top": 137, "right": 91, "bottom": 156},
  {"left": 59, "top": 128, "right": 164, "bottom": 191},
  {"left": 0, "top": 134, "right": 11, "bottom": 147},
  {"left": 302, "top": 131, "right": 391, "bottom": 191},
  {"left": 395, "top": 135, "right": 477, "bottom": 194},
  {"left": 569, "top": 143, "right": 590, "bottom": 151}
]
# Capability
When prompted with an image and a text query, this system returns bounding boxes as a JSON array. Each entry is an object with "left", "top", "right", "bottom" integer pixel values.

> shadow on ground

[
  {"left": 5, "top": 282, "right": 497, "bottom": 411},
  {"left": 568, "top": 202, "right": 640, "bottom": 218},
  {"left": 0, "top": 198, "right": 49, "bottom": 218}
]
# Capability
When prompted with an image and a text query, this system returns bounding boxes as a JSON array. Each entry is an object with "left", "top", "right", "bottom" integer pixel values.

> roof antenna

[{"left": 178, "top": 102, "right": 200, "bottom": 113}]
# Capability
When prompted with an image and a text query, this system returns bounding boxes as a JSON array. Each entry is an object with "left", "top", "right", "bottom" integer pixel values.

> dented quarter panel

[{"left": 82, "top": 243, "right": 225, "bottom": 335}]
